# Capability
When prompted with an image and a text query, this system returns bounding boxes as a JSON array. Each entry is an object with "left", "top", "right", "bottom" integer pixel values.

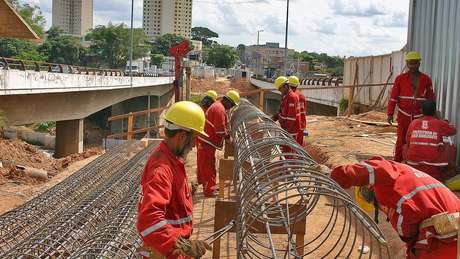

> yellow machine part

[{"left": 354, "top": 187, "right": 375, "bottom": 213}]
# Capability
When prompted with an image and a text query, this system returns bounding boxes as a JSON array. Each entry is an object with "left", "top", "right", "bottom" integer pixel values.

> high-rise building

[
  {"left": 52, "top": 0, "right": 93, "bottom": 36},
  {"left": 143, "top": 0, "right": 192, "bottom": 40}
]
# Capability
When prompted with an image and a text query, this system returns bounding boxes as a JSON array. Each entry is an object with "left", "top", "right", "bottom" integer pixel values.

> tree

[
  {"left": 205, "top": 44, "right": 238, "bottom": 68},
  {"left": 150, "top": 34, "right": 188, "bottom": 56},
  {"left": 85, "top": 24, "right": 149, "bottom": 68},
  {"left": 38, "top": 27, "right": 84, "bottom": 64},
  {"left": 150, "top": 53, "right": 165, "bottom": 66},
  {"left": 191, "top": 27, "right": 219, "bottom": 47},
  {"left": 8, "top": 0, "right": 46, "bottom": 37},
  {"left": 0, "top": 38, "right": 46, "bottom": 61}
]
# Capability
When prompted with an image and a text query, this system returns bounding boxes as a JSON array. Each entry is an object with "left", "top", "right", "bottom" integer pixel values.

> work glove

[
  {"left": 172, "top": 237, "right": 211, "bottom": 258},
  {"left": 387, "top": 114, "right": 393, "bottom": 125}
]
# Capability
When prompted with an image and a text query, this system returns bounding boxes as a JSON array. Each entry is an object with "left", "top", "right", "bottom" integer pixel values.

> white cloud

[{"left": 33, "top": 0, "right": 410, "bottom": 57}]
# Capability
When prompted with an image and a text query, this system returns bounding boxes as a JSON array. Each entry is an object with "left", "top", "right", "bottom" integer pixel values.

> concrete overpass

[{"left": 0, "top": 68, "right": 174, "bottom": 157}]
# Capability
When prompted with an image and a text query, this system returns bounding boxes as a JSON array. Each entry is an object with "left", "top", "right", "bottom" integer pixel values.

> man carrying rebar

[
  {"left": 288, "top": 75, "right": 307, "bottom": 146},
  {"left": 387, "top": 51, "right": 436, "bottom": 162},
  {"left": 196, "top": 90, "right": 240, "bottom": 197},
  {"left": 136, "top": 101, "right": 211, "bottom": 259},
  {"left": 403, "top": 100, "right": 457, "bottom": 181},
  {"left": 331, "top": 156, "right": 460, "bottom": 259},
  {"left": 272, "top": 76, "right": 302, "bottom": 145}
]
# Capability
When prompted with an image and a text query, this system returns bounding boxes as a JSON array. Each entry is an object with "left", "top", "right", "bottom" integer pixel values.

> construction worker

[
  {"left": 196, "top": 90, "right": 240, "bottom": 197},
  {"left": 331, "top": 156, "right": 459, "bottom": 258},
  {"left": 387, "top": 51, "right": 436, "bottom": 162},
  {"left": 272, "top": 76, "right": 301, "bottom": 143},
  {"left": 200, "top": 90, "right": 218, "bottom": 112},
  {"left": 288, "top": 75, "right": 307, "bottom": 146},
  {"left": 403, "top": 100, "right": 457, "bottom": 181},
  {"left": 136, "top": 101, "right": 211, "bottom": 259}
]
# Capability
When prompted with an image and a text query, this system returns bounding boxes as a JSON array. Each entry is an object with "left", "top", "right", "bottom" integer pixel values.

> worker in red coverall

[
  {"left": 403, "top": 100, "right": 457, "bottom": 181},
  {"left": 288, "top": 75, "right": 307, "bottom": 146},
  {"left": 331, "top": 156, "right": 460, "bottom": 259},
  {"left": 137, "top": 101, "right": 211, "bottom": 259},
  {"left": 196, "top": 90, "right": 240, "bottom": 197},
  {"left": 272, "top": 76, "right": 301, "bottom": 144},
  {"left": 387, "top": 51, "right": 436, "bottom": 162}
]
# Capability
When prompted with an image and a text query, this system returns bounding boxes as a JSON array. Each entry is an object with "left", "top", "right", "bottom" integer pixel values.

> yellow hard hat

[
  {"left": 164, "top": 101, "right": 208, "bottom": 137},
  {"left": 205, "top": 90, "right": 218, "bottom": 101},
  {"left": 354, "top": 186, "right": 375, "bottom": 213},
  {"left": 405, "top": 51, "right": 422, "bottom": 61},
  {"left": 288, "top": 75, "right": 300, "bottom": 87},
  {"left": 225, "top": 90, "right": 240, "bottom": 105},
  {"left": 274, "top": 76, "right": 289, "bottom": 90}
]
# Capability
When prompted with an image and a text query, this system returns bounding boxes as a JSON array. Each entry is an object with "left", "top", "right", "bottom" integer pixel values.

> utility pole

[
  {"left": 129, "top": 0, "right": 134, "bottom": 86},
  {"left": 284, "top": 0, "right": 290, "bottom": 75}
]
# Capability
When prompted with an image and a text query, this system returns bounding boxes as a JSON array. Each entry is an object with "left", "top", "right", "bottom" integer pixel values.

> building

[
  {"left": 244, "top": 42, "right": 296, "bottom": 77},
  {"left": 52, "top": 0, "right": 93, "bottom": 36},
  {"left": 143, "top": 0, "right": 192, "bottom": 40}
]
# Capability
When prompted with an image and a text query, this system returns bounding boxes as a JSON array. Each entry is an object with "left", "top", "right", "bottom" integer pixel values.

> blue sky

[{"left": 26, "top": 0, "right": 410, "bottom": 57}]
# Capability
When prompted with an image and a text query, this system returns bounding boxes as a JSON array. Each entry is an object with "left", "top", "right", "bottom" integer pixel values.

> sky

[{"left": 25, "top": 0, "right": 410, "bottom": 57}]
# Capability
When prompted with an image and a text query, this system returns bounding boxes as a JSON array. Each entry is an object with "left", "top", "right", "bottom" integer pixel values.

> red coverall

[
  {"left": 196, "top": 100, "right": 228, "bottom": 195},
  {"left": 137, "top": 141, "right": 193, "bottom": 259},
  {"left": 403, "top": 116, "right": 457, "bottom": 180},
  {"left": 278, "top": 90, "right": 301, "bottom": 145},
  {"left": 295, "top": 90, "right": 307, "bottom": 146},
  {"left": 387, "top": 72, "right": 435, "bottom": 162},
  {"left": 331, "top": 156, "right": 459, "bottom": 259}
]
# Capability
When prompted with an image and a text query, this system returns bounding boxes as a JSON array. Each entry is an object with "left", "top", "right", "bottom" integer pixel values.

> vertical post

[
  {"left": 185, "top": 66, "right": 192, "bottom": 100},
  {"left": 258, "top": 90, "right": 265, "bottom": 111},
  {"left": 284, "top": 0, "right": 290, "bottom": 74},
  {"left": 347, "top": 62, "right": 359, "bottom": 117},
  {"left": 127, "top": 113, "right": 134, "bottom": 140},
  {"left": 129, "top": 0, "right": 134, "bottom": 86},
  {"left": 147, "top": 95, "right": 151, "bottom": 138}
]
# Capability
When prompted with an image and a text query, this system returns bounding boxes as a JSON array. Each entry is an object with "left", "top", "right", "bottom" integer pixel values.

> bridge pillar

[{"left": 55, "top": 119, "right": 84, "bottom": 158}]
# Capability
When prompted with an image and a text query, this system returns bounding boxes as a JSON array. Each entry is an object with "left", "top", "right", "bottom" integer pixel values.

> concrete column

[{"left": 55, "top": 119, "right": 83, "bottom": 158}]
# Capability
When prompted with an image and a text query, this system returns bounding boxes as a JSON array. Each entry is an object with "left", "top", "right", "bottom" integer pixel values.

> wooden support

[
  {"left": 347, "top": 62, "right": 359, "bottom": 117},
  {"left": 258, "top": 89, "right": 265, "bottom": 111},
  {"left": 212, "top": 200, "right": 306, "bottom": 259},
  {"left": 218, "top": 159, "right": 235, "bottom": 199},
  {"left": 224, "top": 140, "right": 235, "bottom": 159},
  {"left": 127, "top": 113, "right": 134, "bottom": 141}
]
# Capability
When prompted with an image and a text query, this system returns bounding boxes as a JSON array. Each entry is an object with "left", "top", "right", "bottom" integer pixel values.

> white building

[{"left": 143, "top": 0, "right": 192, "bottom": 40}]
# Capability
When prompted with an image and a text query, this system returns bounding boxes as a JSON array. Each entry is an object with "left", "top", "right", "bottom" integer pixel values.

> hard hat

[
  {"left": 405, "top": 51, "right": 422, "bottom": 61},
  {"left": 288, "top": 75, "right": 300, "bottom": 87},
  {"left": 225, "top": 90, "right": 240, "bottom": 105},
  {"left": 205, "top": 90, "right": 218, "bottom": 101},
  {"left": 164, "top": 101, "right": 208, "bottom": 137},
  {"left": 274, "top": 76, "right": 289, "bottom": 90},
  {"left": 354, "top": 186, "right": 375, "bottom": 213}
]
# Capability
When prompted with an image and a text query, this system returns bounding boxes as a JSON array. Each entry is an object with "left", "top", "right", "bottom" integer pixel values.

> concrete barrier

[{"left": 3, "top": 129, "right": 55, "bottom": 149}]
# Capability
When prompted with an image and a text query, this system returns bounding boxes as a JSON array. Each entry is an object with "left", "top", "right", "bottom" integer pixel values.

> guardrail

[
  {"left": 251, "top": 75, "right": 343, "bottom": 86},
  {"left": 0, "top": 57, "right": 124, "bottom": 76}
]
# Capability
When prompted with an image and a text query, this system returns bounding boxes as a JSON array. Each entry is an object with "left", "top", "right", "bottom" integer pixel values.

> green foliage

[
  {"left": 150, "top": 53, "right": 165, "bottom": 66},
  {"left": 191, "top": 27, "right": 219, "bottom": 47},
  {"left": 150, "top": 34, "right": 189, "bottom": 56},
  {"left": 38, "top": 27, "right": 85, "bottom": 64},
  {"left": 86, "top": 24, "right": 149, "bottom": 68},
  {"left": 0, "top": 38, "right": 45, "bottom": 61},
  {"left": 205, "top": 44, "right": 238, "bottom": 68},
  {"left": 35, "top": 121, "right": 56, "bottom": 132},
  {"left": 0, "top": 110, "right": 6, "bottom": 129},
  {"left": 293, "top": 51, "right": 344, "bottom": 74},
  {"left": 339, "top": 98, "right": 348, "bottom": 113},
  {"left": 190, "top": 94, "right": 204, "bottom": 105},
  {"left": 8, "top": 0, "right": 46, "bottom": 37}
]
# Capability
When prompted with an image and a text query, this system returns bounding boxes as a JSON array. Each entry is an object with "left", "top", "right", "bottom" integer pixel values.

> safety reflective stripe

[
  {"left": 138, "top": 251, "right": 150, "bottom": 257},
  {"left": 416, "top": 98, "right": 427, "bottom": 101},
  {"left": 398, "top": 108, "right": 422, "bottom": 118},
  {"left": 278, "top": 115, "right": 296, "bottom": 121},
  {"left": 399, "top": 96, "right": 414, "bottom": 100},
  {"left": 197, "top": 136, "right": 222, "bottom": 150},
  {"left": 361, "top": 162, "right": 375, "bottom": 185},
  {"left": 395, "top": 183, "right": 446, "bottom": 235},
  {"left": 206, "top": 119, "right": 215, "bottom": 128},
  {"left": 410, "top": 141, "right": 443, "bottom": 147},
  {"left": 389, "top": 98, "right": 398, "bottom": 102},
  {"left": 140, "top": 215, "right": 192, "bottom": 237},
  {"left": 406, "top": 160, "right": 448, "bottom": 167}
]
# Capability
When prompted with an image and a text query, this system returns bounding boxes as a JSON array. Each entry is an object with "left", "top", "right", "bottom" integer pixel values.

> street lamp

[
  {"left": 257, "top": 29, "right": 264, "bottom": 46},
  {"left": 284, "top": 0, "right": 290, "bottom": 74},
  {"left": 129, "top": 0, "right": 134, "bottom": 86}
]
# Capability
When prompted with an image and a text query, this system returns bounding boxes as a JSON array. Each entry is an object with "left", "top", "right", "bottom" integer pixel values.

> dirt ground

[{"left": 191, "top": 77, "right": 256, "bottom": 95}]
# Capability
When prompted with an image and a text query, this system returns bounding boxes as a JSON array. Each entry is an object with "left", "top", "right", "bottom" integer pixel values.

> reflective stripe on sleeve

[
  {"left": 361, "top": 162, "right": 375, "bottom": 185},
  {"left": 140, "top": 215, "right": 193, "bottom": 237}
]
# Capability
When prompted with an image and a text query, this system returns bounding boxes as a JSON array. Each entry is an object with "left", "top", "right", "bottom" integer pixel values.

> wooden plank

[
  {"left": 108, "top": 106, "right": 167, "bottom": 122},
  {"left": 224, "top": 140, "right": 234, "bottom": 158},
  {"left": 126, "top": 114, "right": 134, "bottom": 140}
]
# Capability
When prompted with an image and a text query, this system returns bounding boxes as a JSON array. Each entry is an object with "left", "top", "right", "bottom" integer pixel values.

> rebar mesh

[{"left": 230, "top": 99, "right": 390, "bottom": 259}]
